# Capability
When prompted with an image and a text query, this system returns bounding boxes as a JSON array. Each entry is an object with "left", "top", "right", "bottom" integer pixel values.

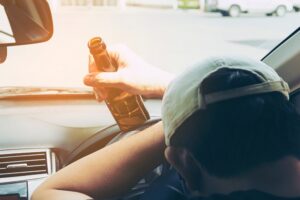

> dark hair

[{"left": 171, "top": 68, "right": 300, "bottom": 178}]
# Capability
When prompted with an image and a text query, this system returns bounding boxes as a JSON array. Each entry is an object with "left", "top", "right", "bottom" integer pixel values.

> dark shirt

[
  {"left": 141, "top": 168, "right": 300, "bottom": 200},
  {"left": 189, "top": 191, "right": 300, "bottom": 200}
]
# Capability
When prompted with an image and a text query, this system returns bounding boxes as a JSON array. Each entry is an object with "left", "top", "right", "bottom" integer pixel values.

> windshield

[{"left": 0, "top": 1, "right": 299, "bottom": 88}]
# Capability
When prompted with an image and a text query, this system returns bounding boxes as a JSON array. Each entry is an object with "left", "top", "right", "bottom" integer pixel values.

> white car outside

[
  {"left": 215, "top": 0, "right": 293, "bottom": 17},
  {"left": 291, "top": 0, "right": 300, "bottom": 11}
]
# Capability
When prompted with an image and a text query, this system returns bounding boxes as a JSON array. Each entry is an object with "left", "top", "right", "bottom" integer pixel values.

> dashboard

[{"left": 0, "top": 97, "right": 162, "bottom": 199}]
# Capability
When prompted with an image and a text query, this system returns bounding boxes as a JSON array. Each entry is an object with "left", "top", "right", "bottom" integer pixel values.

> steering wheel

[{"left": 63, "top": 117, "right": 171, "bottom": 200}]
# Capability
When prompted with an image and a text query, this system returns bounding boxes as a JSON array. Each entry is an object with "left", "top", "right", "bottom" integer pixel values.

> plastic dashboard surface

[
  {"left": 0, "top": 98, "right": 162, "bottom": 160},
  {"left": 0, "top": 97, "right": 161, "bottom": 199}
]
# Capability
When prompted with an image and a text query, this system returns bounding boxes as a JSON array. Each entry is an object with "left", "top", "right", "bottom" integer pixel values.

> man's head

[{"left": 161, "top": 56, "right": 300, "bottom": 194}]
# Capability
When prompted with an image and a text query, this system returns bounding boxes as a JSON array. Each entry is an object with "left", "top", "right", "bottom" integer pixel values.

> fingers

[
  {"left": 84, "top": 65, "right": 109, "bottom": 101},
  {"left": 88, "top": 54, "right": 99, "bottom": 73},
  {"left": 84, "top": 72, "right": 122, "bottom": 102},
  {"left": 87, "top": 46, "right": 133, "bottom": 101},
  {"left": 87, "top": 54, "right": 123, "bottom": 101},
  {"left": 84, "top": 72, "right": 123, "bottom": 88}
]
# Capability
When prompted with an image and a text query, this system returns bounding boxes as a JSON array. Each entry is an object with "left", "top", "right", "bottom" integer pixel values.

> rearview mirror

[{"left": 0, "top": 0, "right": 53, "bottom": 46}]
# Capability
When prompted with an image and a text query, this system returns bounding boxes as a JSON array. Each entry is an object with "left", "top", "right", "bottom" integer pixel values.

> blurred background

[
  {"left": 48, "top": 0, "right": 300, "bottom": 12},
  {"left": 0, "top": 0, "right": 299, "bottom": 87}
]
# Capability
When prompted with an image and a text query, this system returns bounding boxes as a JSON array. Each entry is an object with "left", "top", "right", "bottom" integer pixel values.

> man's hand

[{"left": 83, "top": 45, "right": 174, "bottom": 101}]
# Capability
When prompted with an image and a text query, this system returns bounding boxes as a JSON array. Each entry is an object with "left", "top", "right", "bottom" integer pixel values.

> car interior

[{"left": 0, "top": 0, "right": 299, "bottom": 199}]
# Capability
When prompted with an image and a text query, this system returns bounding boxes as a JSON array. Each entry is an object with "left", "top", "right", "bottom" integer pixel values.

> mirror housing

[{"left": 0, "top": 0, "right": 53, "bottom": 46}]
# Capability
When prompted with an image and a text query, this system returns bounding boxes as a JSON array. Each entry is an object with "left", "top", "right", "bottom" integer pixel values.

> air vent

[{"left": 0, "top": 152, "right": 48, "bottom": 178}]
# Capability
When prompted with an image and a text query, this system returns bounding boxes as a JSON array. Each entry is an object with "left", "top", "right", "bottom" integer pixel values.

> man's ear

[{"left": 165, "top": 147, "right": 203, "bottom": 191}]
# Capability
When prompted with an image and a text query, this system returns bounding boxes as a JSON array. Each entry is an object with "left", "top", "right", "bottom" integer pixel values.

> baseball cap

[{"left": 162, "top": 56, "right": 290, "bottom": 146}]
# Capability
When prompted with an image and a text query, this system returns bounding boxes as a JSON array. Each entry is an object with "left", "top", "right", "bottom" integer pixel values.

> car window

[{"left": 0, "top": 0, "right": 299, "bottom": 88}]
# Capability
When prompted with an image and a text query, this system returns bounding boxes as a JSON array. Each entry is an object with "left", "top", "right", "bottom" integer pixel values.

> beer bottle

[{"left": 88, "top": 37, "right": 150, "bottom": 131}]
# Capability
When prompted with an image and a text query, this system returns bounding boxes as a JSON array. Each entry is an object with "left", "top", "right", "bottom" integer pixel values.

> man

[{"left": 32, "top": 46, "right": 300, "bottom": 200}]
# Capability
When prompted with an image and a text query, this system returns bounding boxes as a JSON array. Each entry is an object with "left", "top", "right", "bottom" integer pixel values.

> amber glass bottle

[{"left": 88, "top": 37, "right": 150, "bottom": 131}]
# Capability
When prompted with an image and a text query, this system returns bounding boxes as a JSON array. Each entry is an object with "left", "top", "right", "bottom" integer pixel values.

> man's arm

[{"left": 32, "top": 122, "right": 165, "bottom": 200}]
